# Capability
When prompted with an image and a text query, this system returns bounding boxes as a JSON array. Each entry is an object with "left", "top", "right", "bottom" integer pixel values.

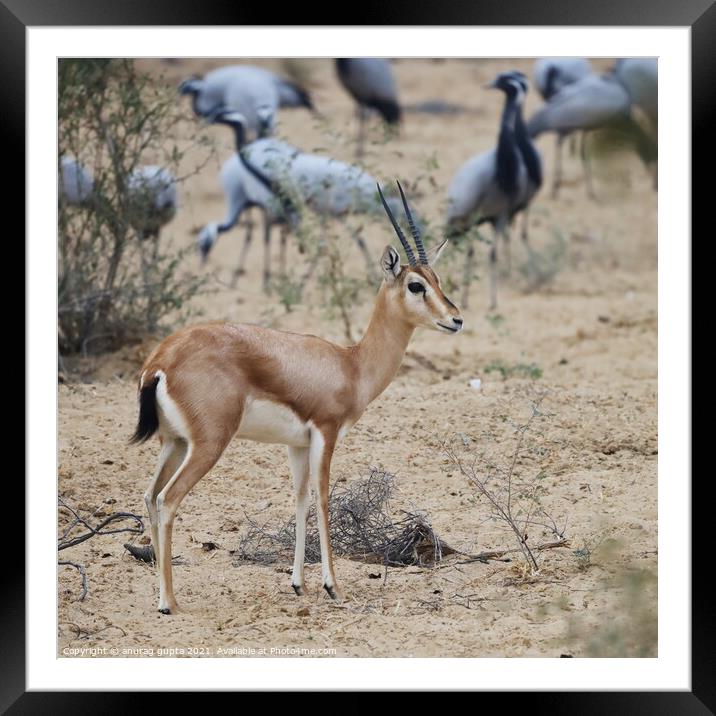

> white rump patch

[{"left": 154, "top": 370, "right": 190, "bottom": 440}]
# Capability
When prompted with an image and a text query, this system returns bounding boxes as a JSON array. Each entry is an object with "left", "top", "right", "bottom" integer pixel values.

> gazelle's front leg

[
  {"left": 309, "top": 426, "right": 339, "bottom": 599},
  {"left": 288, "top": 445, "right": 310, "bottom": 595}
]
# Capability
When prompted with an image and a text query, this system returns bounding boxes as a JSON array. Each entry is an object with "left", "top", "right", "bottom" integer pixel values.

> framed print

[{"left": 13, "top": 0, "right": 706, "bottom": 709}]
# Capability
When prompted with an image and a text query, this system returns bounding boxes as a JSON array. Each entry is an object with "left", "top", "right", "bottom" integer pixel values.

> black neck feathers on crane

[
  {"left": 514, "top": 105, "right": 543, "bottom": 189},
  {"left": 495, "top": 92, "right": 521, "bottom": 199},
  {"left": 223, "top": 120, "right": 296, "bottom": 221}
]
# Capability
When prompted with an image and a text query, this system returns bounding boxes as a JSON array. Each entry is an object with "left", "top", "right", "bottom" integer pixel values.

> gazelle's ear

[
  {"left": 427, "top": 238, "right": 449, "bottom": 266},
  {"left": 381, "top": 245, "right": 401, "bottom": 281}
]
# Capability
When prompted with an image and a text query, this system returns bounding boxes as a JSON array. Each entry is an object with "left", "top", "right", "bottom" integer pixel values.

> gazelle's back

[{"left": 142, "top": 322, "right": 359, "bottom": 445}]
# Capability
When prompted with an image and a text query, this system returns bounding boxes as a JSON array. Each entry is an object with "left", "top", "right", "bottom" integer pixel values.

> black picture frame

[{"left": 12, "top": 0, "right": 704, "bottom": 709}]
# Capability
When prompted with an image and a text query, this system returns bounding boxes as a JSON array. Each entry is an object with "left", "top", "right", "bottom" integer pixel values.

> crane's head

[
  {"left": 197, "top": 223, "right": 219, "bottom": 263},
  {"left": 178, "top": 76, "right": 203, "bottom": 97},
  {"left": 377, "top": 182, "right": 464, "bottom": 335},
  {"left": 256, "top": 106, "right": 276, "bottom": 138},
  {"left": 486, "top": 71, "right": 528, "bottom": 105}
]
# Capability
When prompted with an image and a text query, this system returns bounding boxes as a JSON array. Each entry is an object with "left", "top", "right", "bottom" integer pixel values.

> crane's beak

[{"left": 484, "top": 80, "right": 498, "bottom": 90}]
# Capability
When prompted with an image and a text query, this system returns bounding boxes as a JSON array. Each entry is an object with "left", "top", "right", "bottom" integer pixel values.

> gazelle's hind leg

[
  {"left": 288, "top": 446, "right": 310, "bottom": 595},
  {"left": 144, "top": 437, "right": 187, "bottom": 563},
  {"left": 155, "top": 437, "right": 231, "bottom": 614},
  {"left": 309, "top": 427, "right": 339, "bottom": 600}
]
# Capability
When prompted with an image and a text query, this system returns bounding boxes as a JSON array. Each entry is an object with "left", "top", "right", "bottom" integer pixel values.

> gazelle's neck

[{"left": 355, "top": 282, "right": 415, "bottom": 406}]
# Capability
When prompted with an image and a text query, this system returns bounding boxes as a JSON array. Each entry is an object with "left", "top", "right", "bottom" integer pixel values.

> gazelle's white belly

[{"left": 237, "top": 398, "right": 310, "bottom": 447}]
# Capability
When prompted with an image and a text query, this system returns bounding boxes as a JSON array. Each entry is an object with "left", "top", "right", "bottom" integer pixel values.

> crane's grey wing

[
  {"left": 274, "top": 79, "right": 313, "bottom": 109},
  {"left": 446, "top": 149, "right": 500, "bottom": 225},
  {"left": 527, "top": 74, "right": 630, "bottom": 136},
  {"left": 533, "top": 57, "right": 593, "bottom": 99},
  {"left": 338, "top": 58, "right": 398, "bottom": 104},
  {"left": 223, "top": 79, "right": 280, "bottom": 135},
  {"left": 218, "top": 154, "right": 251, "bottom": 227},
  {"left": 615, "top": 58, "right": 658, "bottom": 123}
]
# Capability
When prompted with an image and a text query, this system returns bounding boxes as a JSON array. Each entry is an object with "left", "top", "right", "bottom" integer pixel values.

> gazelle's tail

[{"left": 130, "top": 374, "right": 160, "bottom": 444}]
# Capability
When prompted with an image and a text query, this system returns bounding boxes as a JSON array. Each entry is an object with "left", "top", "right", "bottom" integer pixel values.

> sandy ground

[{"left": 58, "top": 58, "right": 657, "bottom": 658}]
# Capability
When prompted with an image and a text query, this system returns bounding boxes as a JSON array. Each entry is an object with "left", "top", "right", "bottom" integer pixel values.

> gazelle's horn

[
  {"left": 377, "top": 183, "right": 416, "bottom": 266},
  {"left": 396, "top": 180, "right": 427, "bottom": 265}
]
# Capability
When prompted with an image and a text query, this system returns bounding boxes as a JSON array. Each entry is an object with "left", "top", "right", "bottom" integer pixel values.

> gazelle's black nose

[{"left": 452, "top": 317, "right": 463, "bottom": 326}]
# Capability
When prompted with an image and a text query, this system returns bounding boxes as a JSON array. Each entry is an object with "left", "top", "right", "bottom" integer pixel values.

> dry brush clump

[
  {"left": 443, "top": 391, "right": 569, "bottom": 573},
  {"left": 234, "top": 468, "right": 456, "bottom": 568},
  {"left": 58, "top": 59, "right": 212, "bottom": 357}
]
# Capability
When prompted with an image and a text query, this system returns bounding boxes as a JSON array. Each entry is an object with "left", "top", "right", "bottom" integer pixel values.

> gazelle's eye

[{"left": 408, "top": 282, "right": 425, "bottom": 294}]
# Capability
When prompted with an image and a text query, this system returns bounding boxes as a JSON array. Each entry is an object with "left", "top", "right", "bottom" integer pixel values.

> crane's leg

[
  {"left": 262, "top": 209, "right": 272, "bottom": 294},
  {"left": 351, "top": 228, "right": 378, "bottom": 283},
  {"left": 279, "top": 225, "right": 288, "bottom": 278},
  {"left": 489, "top": 227, "right": 499, "bottom": 311},
  {"left": 288, "top": 445, "right": 310, "bottom": 596},
  {"left": 300, "top": 248, "right": 321, "bottom": 289},
  {"left": 299, "top": 216, "right": 327, "bottom": 291},
  {"left": 521, "top": 206, "right": 530, "bottom": 245},
  {"left": 581, "top": 131, "right": 597, "bottom": 200},
  {"left": 461, "top": 238, "right": 475, "bottom": 310},
  {"left": 309, "top": 426, "right": 340, "bottom": 600},
  {"left": 356, "top": 106, "right": 366, "bottom": 160},
  {"left": 230, "top": 213, "right": 254, "bottom": 288},
  {"left": 502, "top": 226, "right": 512, "bottom": 277},
  {"left": 552, "top": 134, "right": 565, "bottom": 198}
]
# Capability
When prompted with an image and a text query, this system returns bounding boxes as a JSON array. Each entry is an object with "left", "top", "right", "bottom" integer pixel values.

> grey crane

[
  {"left": 58, "top": 157, "right": 178, "bottom": 241},
  {"left": 532, "top": 58, "right": 593, "bottom": 197},
  {"left": 614, "top": 58, "right": 658, "bottom": 187},
  {"left": 335, "top": 58, "right": 401, "bottom": 159},
  {"left": 203, "top": 109, "right": 416, "bottom": 289},
  {"left": 615, "top": 58, "right": 657, "bottom": 130},
  {"left": 126, "top": 165, "right": 178, "bottom": 241},
  {"left": 59, "top": 156, "right": 95, "bottom": 206},
  {"left": 446, "top": 72, "right": 532, "bottom": 310},
  {"left": 179, "top": 64, "right": 313, "bottom": 140},
  {"left": 196, "top": 152, "right": 292, "bottom": 293},
  {"left": 527, "top": 64, "right": 657, "bottom": 198}
]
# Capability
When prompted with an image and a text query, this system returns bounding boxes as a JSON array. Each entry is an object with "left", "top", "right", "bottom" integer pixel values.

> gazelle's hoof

[
  {"left": 292, "top": 584, "right": 304, "bottom": 597},
  {"left": 323, "top": 583, "right": 340, "bottom": 601},
  {"left": 158, "top": 599, "right": 178, "bottom": 615}
]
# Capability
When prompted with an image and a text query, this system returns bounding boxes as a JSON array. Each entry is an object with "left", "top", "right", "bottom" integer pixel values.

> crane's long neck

[
  {"left": 227, "top": 121, "right": 247, "bottom": 154},
  {"left": 496, "top": 93, "right": 521, "bottom": 198},
  {"left": 514, "top": 101, "right": 543, "bottom": 188},
  {"left": 234, "top": 132, "right": 297, "bottom": 220},
  {"left": 355, "top": 283, "right": 414, "bottom": 406}
]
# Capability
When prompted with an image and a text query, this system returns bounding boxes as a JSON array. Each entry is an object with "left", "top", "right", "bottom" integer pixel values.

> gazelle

[{"left": 132, "top": 182, "right": 463, "bottom": 614}]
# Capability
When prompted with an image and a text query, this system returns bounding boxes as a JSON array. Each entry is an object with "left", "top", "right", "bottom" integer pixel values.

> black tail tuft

[
  {"left": 130, "top": 375, "right": 160, "bottom": 444},
  {"left": 368, "top": 98, "right": 402, "bottom": 125}
]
